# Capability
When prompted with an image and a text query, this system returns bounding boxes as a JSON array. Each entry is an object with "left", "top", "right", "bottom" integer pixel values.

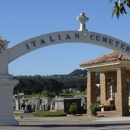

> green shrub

[
  {"left": 68, "top": 103, "right": 78, "bottom": 114},
  {"left": 89, "top": 103, "right": 100, "bottom": 115}
]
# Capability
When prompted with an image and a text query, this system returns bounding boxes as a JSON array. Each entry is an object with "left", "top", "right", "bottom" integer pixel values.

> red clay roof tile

[{"left": 80, "top": 51, "right": 130, "bottom": 66}]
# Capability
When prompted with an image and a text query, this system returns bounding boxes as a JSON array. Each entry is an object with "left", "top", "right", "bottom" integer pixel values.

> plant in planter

[
  {"left": 89, "top": 103, "right": 100, "bottom": 115},
  {"left": 68, "top": 103, "right": 78, "bottom": 114}
]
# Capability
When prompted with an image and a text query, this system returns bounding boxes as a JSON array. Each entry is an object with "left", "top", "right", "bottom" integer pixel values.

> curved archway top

[
  {"left": 7, "top": 12, "right": 130, "bottom": 63},
  {"left": 8, "top": 30, "right": 130, "bottom": 63}
]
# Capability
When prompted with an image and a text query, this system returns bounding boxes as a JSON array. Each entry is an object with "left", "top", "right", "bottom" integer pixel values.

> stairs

[{"left": 96, "top": 110, "right": 117, "bottom": 117}]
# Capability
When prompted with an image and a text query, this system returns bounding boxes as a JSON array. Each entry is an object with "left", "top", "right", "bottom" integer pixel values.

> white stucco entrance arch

[
  {"left": 8, "top": 30, "right": 130, "bottom": 63},
  {"left": 0, "top": 13, "right": 130, "bottom": 125}
]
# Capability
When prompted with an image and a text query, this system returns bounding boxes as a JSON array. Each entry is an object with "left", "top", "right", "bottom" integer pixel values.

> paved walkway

[{"left": 1, "top": 115, "right": 130, "bottom": 130}]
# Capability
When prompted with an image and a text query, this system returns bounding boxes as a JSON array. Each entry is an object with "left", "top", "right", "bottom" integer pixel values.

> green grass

[
  {"left": 24, "top": 93, "right": 46, "bottom": 98},
  {"left": 24, "top": 92, "right": 86, "bottom": 98},
  {"left": 60, "top": 92, "right": 86, "bottom": 98},
  {"left": 31, "top": 111, "right": 67, "bottom": 117}
]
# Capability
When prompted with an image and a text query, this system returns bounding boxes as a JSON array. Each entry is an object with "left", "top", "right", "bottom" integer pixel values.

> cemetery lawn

[
  {"left": 60, "top": 92, "right": 86, "bottom": 98},
  {"left": 24, "top": 93, "right": 46, "bottom": 98},
  {"left": 31, "top": 111, "right": 67, "bottom": 117},
  {"left": 25, "top": 92, "right": 86, "bottom": 98}
]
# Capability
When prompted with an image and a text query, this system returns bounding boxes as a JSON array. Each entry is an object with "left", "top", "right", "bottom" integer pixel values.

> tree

[
  {"left": 44, "top": 79, "right": 64, "bottom": 97},
  {"left": 110, "top": 0, "right": 130, "bottom": 18}
]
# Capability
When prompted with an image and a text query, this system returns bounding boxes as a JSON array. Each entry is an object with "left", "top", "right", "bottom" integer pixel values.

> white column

[
  {"left": 0, "top": 79, "right": 19, "bottom": 125},
  {"left": 110, "top": 85, "right": 113, "bottom": 100},
  {"left": 0, "top": 36, "right": 19, "bottom": 125}
]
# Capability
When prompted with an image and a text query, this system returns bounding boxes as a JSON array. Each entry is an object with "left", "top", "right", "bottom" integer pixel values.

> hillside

[
  {"left": 13, "top": 69, "right": 88, "bottom": 94},
  {"left": 68, "top": 69, "right": 87, "bottom": 77},
  {"left": 42, "top": 69, "right": 87, "bottom": 89},
  {"left": 43, "top": 69, "right": 87, "bottom": 80}
]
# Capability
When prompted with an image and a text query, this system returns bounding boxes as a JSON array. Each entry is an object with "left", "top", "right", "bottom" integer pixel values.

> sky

[{"left": 1, "top": 0, "right": 130, "bottom": 76}]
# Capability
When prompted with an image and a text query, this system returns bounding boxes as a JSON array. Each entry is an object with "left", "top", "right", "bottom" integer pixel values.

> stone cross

[{"left": 77, "top": 12, "right": 89, "bottom": 31}]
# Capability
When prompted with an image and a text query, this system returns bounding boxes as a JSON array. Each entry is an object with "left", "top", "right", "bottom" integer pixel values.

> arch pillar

[
  {"left": 0, "top": 37, "right": 19, "bottom": 125},
  {"left": 116, "top": 67, "right": 129, "bottom": 116},
  {"left": 87, "top": 71, "right": 97, "bottom": 116},
  {"left": 0, "top": 79, "right": 19, "bottom": 125}
]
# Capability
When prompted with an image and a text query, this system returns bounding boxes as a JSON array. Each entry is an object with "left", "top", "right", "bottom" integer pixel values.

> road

[{"left": 1, "top": 115, "right": 130, "bottom": 130}]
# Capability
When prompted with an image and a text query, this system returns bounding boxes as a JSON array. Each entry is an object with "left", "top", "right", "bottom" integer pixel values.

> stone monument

[{"left": 77, "top": 12, "right": 89, "bottom": 31}]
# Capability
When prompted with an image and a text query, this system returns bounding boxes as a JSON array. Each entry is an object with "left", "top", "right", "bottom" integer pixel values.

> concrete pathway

[{"left": 0, "top": 115, "right": 130, "bottom": 130}]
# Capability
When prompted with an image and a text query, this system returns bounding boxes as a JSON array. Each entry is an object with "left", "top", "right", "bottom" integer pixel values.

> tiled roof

[{"left": 80, "top": 51, "right": 130, "bottom": 66}]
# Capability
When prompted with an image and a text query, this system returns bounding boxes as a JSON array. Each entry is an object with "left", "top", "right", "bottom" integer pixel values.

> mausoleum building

[{"left": 80, "top": 51, "right": 130, "bottom": 116}]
